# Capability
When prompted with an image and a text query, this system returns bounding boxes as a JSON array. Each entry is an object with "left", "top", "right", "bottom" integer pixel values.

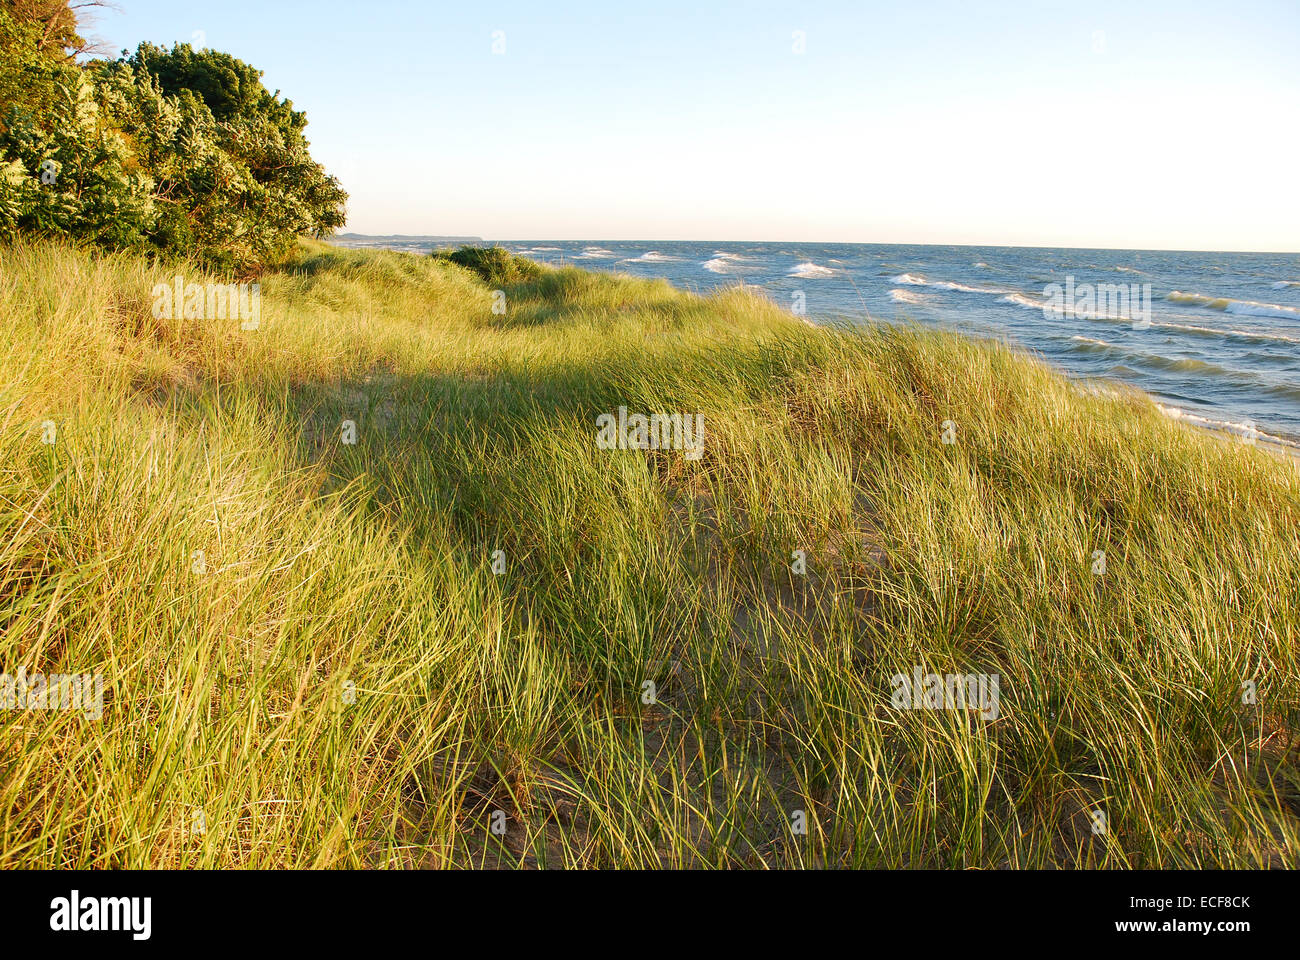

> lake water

[{"left": 334, "top": 237, "right": 1300, "bottom": 448}]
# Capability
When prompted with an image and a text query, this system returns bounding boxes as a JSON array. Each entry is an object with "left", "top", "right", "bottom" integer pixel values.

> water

[{"left": 334, "top": 237, "right": 1300, "bottom": 447}]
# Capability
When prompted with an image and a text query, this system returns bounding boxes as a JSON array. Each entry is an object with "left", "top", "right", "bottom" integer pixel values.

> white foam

[
  {"left": 892, "top": 272, "right": 1012, "bottom": 296},
  {"left": 1226, "top": 300, "right": 1300, "bottom": 320},
  {"left": 941, "top": 280, "right": 1014, "bottom": 295},
  {"left": 702, "top": 253, "right": 758, "bottom": 275},
  {"left": 1001, "top": 293, "right": 1046, "bottom": 312},
  {"left": 624, "top": 251, "right": 680, "bottom": 263},
  {"left": 890, "top": 288, "right": 931, "bottom": 305},
  {"left": 1003, "top": 291, "right": 1151, "bottom": 321},
  {"left": 1155, "top": 404, "right": 1297, "bottom": 449},
  {"left": 577, "top": 246, "right": 616, "bottom": 259},
  {"left": 1167, "top": 290, "right": 1300, "bottom": 320},
  {"left": 788, "top": 261, "right": 837, "bottom": 278}
]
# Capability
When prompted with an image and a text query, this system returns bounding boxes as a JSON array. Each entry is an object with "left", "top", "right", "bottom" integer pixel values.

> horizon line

[{"left": 333, "top": 234, "right": 1300, "bottom": 256}]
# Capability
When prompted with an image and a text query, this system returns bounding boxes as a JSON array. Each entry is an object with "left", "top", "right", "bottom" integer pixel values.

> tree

[
  {"left": 0, "top": 6, "right": 347, "bottom": 271},
  {"left": 120, "top": 43, "right": 347, "bottom": 267}
]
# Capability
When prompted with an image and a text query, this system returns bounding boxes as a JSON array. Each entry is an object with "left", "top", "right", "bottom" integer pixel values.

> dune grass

[{"left": 1, "top": 238, "right": 1297, "bottom": 868}]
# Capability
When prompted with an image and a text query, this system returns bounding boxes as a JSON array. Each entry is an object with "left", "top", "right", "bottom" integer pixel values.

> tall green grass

[{"left": 1, "top": 238, "right": 1296, "bottom": 868}]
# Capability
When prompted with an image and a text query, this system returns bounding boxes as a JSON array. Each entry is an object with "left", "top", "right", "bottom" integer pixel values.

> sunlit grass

[{"left": 1, "top": 238, "right": 1296, "bottom": 868}]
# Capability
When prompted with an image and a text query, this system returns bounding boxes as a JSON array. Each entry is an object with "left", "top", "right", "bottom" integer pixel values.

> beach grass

[{"left": 1, "top": 238, "right": 1297, "bottom": 868}]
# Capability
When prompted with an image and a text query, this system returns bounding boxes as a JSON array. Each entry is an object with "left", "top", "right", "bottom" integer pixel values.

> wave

[
  {"left": 890, "top": 273, "right": 929, "bottom": 286},
  {"left": 1271, "top": 280, "right": 1300, "bottom": 289},
  {"left": 1064, "top": 329, "right": 1276, "bottom": 383},
  {"left": 1146, "top": 354, "right": 1224, "bottom": 374},
  {"left": 576, "top": 246, "right": 616, "bottom": 259},
  {"left": 1012, "top": 289, "right": 1298, "bottom": 326},
  {"left": 703, "top": 253, "right": 759, "bottom": 275},
  {"left": 788, "top": 261, "right": 838, "bottom": 278},
  {"left": 1166, "top": 291, "right": 1300, "bottom": 320},
  {"left": 624, "top": 251, "right": 680, "bottom": 263},
  {"left": 1229, "top": 301, "right": 1300, "bottom": 319},
  {"left": 1156, "top": 404, "right": 1298, "bottom": 450},
  {"left": 1001, "top": 293, "right": 1047, "bottom": 312},
  {"left": 891, "top": 272, "right": 1012, "bottom": 296},
  {"left": 1167, "top": 291, "right": 1232, "bottom": 309},
  {"left": 1001, "top": 291, "right": 1300, "bottom": 344},
  {"left": 1002, "top": 292, "right": 1141, "bottom": 321},
  {"left": 1153, "top": 320, "right": 1300, "bottom": 346},
  {"left": 890, "top": 288, "right": 932, "bottom": 305},
  {"left": 1080, "top": 340, "right": 1243, "bottom": 380}
]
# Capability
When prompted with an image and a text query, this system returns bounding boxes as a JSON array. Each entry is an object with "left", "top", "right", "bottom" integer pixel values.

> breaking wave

[
  {"left": 788, "top": 261, "right": 838, "bottom": 278},
  {"left": 1166, "top": 291, "right": 1300, "bottom": 320}
]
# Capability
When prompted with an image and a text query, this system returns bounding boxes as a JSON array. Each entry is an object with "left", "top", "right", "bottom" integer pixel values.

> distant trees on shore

[{"left": 0, "top": 1, "right": 346, "bottom": 272}]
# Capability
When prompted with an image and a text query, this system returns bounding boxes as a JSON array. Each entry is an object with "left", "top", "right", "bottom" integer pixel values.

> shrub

[{"left": 432, "top": 245, "right": 544, "bottom": 287}]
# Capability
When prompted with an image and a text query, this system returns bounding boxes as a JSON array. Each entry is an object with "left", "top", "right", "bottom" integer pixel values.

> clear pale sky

[{"left": 94, "top": 0, "right": 1299, "bottom": 250}]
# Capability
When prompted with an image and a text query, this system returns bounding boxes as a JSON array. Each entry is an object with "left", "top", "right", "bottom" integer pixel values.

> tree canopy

[{"left": 0, "top": 1, "right": 347, "bottom": 271}]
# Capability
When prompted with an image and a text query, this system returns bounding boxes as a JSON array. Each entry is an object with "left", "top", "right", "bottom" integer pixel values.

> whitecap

[
  {"left": 1226, "top": 300, "right": 1300, "bottom": 319},
  {"left": 623, "top": 251, "right": 681, "bottom": 263},
  {"left": 890, "top": 288, "right": 931, "bottom": 305},
  {"left": 1167, "top": 291, "right": 1300, "bottom": 319},
  {"left": 702, "top": 253, "right": 759, "bottom": 275},
  {"left": 893, "top": 272, "right": 1011, "bottom": 295},
  {"left": 1153, "top": 320, "right": 1300, "bottom": 345},
  {"left": 1001, "top": 293, "right": 1046, "bottom": 312},
  {"left": 788, "top": 261, "right": 837, "bottom": 278}
]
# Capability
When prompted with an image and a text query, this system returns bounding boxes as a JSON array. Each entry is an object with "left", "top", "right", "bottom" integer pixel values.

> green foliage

[
  {"left": 0, "top": 68, "right": 157, "bottom": 247},
  {"left": 432, "top": 245, "right": 545, "bottom": 287},
  {"left": 120, "top": 43, "right": 347, "bottom": 269},
  {"left": 0, "top": 7, "right": 346, "bottom": 270},
  {"left": 0, "top": 5, "right": 77, "bottom": 131},
  {"left": 0, "top": 1, "right": 84, "bottom": 58}
]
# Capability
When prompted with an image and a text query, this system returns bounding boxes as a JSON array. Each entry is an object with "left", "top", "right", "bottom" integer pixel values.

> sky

[{"left": 92, "top": 0, "right": 1299, "bottom": 250}]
